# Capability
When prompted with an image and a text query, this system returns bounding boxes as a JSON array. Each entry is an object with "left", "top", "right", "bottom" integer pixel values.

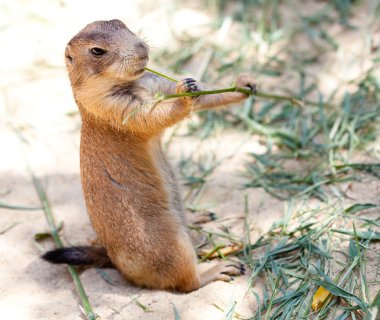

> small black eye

[
  {"left": 66, "top": 54, "right": 73, "bottom": 63},
  {"left": 90, "top": 47, "right": 106, "bottom": 56}
]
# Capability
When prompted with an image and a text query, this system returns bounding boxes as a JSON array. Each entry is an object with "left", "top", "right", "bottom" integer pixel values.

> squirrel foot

[{"left": 199, "top": 261, "right": 246, "bottom": 286}]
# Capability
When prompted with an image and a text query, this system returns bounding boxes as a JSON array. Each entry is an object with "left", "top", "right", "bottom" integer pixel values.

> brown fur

[{"left": 60, "top": 19, "right": 255, "bottom": 292}]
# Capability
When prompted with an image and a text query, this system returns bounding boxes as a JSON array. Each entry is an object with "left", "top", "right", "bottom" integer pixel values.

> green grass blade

[
  {"left": 222, "top": 300, "right": 237, "bottom": 320},
  {"left": 172, "top": 303, "right": 181, "bottom": 320},
  {"left": 0, "top": 201, "right": 42, "bottom": 211},
  {"left": 363, "top": 290, "right": 380, "bottom": 320},
  {"left": 31, "top": 174, "right": 98, "bottom": 320},
  {"left": 344, "top": 203, "right": 378, "bottom": 214},
  {"left": 331, "top": 229, "right": 380, "bottom": 240}
]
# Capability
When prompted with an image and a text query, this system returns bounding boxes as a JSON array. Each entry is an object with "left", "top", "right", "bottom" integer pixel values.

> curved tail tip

[{"left": 41, "top": 247, "right": 95, "bottom": 265}]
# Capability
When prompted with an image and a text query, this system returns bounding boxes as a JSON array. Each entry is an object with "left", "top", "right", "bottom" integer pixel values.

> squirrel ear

[
  {"left": 65, "top": 45, "right": 74, "bottom": 64},
  {"left": 109, "top": 19, "right": 127, "bottom": 30}
]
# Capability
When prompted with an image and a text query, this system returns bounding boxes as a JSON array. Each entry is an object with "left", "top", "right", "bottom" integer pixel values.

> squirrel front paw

[
  {"left": 176, "top": 78, "right": 200, "bottom": 95},
  {"left": 236, "top": 74, "right": 257, "bottom": 96}
]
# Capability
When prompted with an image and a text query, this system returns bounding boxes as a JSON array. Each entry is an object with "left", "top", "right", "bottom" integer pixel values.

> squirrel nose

[{"left": 135, "top": 42, "right": 149, "bottom": 60}]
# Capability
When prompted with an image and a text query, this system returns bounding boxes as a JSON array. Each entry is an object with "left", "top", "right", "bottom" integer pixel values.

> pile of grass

[{"left": 243, "top": 202, "right": 380, "bottom": 319}]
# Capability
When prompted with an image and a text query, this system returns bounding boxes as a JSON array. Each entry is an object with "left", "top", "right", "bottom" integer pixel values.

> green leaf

[
  {"left": 95, "top": 268, "right": 115, "bottom": 286},
  {"left": 299, "top": 238, "right": 331, "bottom": 258},
  {"left": 348, "top": 238, "right": 359, "bottom": 261},
  {"left": 334, "top": 311, "right": 350, "bottom": 320},
  {"left": 363, "top": 289, "right": 380, "bottom": 320},
  {"left": 344, "top": 203, "right": 378, "bottom": 214},
  {"left": 320, "top": 29, "right": 339, "bottom": 50},
  {"left": 331, "top": 229, "right": 380, "bottom": 240},
  {"left": 183, "top": 176, "right": 206, "bottom": 186},
  {"left": 34, "top": 221, "right": 64, "bottom": 241},
  {"left": 135, "top": 299, "right": 150, "bottom": 312},
  {"left": 222, "top": 300, "right": 237, "bottom": 320},
  {"left": 34, "top": 232, "right": 52, "bottom": 241}
]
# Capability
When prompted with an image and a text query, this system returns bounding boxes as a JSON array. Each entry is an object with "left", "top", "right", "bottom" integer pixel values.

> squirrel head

[{"left": 65, "top": 19, "right": 149, "bottom": 87}]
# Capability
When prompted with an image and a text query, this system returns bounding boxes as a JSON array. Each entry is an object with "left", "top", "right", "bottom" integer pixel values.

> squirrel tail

[{"left": 42, "top": 246, "right": 113, "bottom": 268}]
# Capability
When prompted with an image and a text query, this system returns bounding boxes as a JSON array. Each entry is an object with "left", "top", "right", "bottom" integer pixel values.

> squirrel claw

[
  {"left": 246, "top": 83, "right": 257, "bottom": 94},
  {"left": 176, "top": 78, "right": 200, "bottom": 94},
  {"left": 236, "top": 74, "right": 257, "bottom": 95}
]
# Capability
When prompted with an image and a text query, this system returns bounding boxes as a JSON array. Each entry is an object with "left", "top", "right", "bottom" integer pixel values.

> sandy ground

[{"left": 0, "top": 1, "right": 379, "bottom": 319}]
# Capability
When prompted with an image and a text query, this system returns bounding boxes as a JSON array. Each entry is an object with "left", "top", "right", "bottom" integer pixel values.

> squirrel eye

[{"left": 90, "top": 47, "right": 106, "bottom": 56}]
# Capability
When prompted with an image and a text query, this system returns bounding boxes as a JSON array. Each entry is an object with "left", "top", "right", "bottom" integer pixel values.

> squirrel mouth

[{"left": 134, "top": 68, "right": 145, "bottom": 76}]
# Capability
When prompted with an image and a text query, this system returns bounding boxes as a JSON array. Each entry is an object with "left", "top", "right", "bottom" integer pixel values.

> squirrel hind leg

[{"left": 41, "top": 246, "right": 114, "bottom": 268}]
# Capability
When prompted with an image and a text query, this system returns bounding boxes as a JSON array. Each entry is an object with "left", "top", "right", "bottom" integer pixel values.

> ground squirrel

[{"left": 43, "top": 19, "right": 256, "bottom": 292}]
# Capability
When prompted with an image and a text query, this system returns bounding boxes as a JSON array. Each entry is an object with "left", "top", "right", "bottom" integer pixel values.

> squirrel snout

[{"left": 135, "top": 42, "right": 149, "bottom": 60}]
